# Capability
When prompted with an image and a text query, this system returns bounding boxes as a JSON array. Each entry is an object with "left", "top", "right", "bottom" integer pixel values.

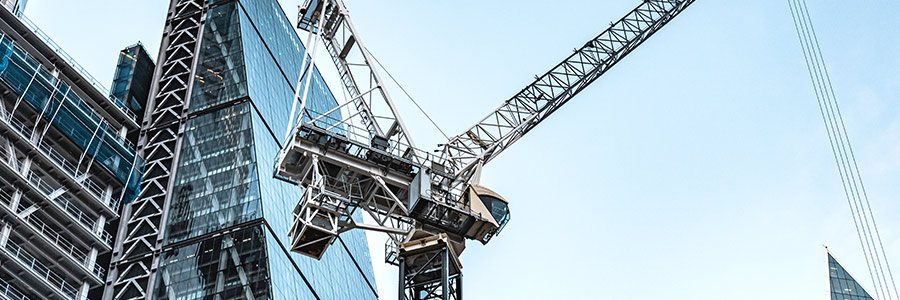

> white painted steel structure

[{"left": 277, "top": 0, "right": 696, "bottom": 299}]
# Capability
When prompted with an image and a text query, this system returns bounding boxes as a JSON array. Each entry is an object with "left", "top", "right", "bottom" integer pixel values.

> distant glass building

[
  {"left": 0, "top": 3, "right": 144, "bottom": 300},
  {"left": 828, "top": 251, "right": 875, "bottom": 300},
  {"left": 107, "top": 0, "right": 377, "bottom": 299},
  {"left": 109, "top": 43, "right": 154, "bottom": 142}
]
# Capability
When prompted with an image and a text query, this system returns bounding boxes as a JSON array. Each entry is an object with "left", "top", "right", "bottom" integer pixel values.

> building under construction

[{"left": 0, "top": 3, "right": 145, "bottom": 299}]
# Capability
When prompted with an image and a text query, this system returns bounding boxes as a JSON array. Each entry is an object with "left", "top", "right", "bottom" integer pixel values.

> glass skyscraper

[
  {"left": 109, "top": 43, "right": 155, "bottom": 143},
  {"left": 829, "top": 252, "right": 875, "bottom": 300},
  {"left": 110, "top": 0, "right": 377, "bottom": 299}
]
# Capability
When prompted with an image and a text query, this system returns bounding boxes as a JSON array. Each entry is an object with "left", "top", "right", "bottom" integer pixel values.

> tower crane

[{"left": 275, "top": 0, "right": 696, "bottom": 299}]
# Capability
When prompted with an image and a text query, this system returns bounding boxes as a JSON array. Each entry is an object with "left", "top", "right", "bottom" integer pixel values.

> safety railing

[
  {"left": 37, "top": 142, "right": 109, "bottom": 202},
  {"left": 27, "top": 171, "right": 113, "bottom": 245},
  {"left": 3, "top": 241, "right": 78, "bottom": 300},
  {"left": 1, "top": 113, "right": 120, "bottom": 212},
  {"left": 289, "top": 109, "right": 443, "bottom": 169},
  {"left": 23, "top": 214, "right": 104, "bottom": 279},
  {"left": 92, "top": 263, "right": 106, "bottom": 281},
  {"left": 17, "top": 15, "right": 136, "bottom": 122},
  {"left": 0, "top": 192, "right": 106, "bottom": 283},
  {"left": 384, "top": 239, "right": 399, "bottom": 266},
  {"left": 0, "top": 187, "right": 13, "bottom": 209},
  {"left": 23, "top": 214, "right": 88, "bottom": 262},
  {"left": 0, "top": 275, "right": 29, "bottom": 300},
  {"left": 0, "top": 144, "right": 112, "bottom": 246}
]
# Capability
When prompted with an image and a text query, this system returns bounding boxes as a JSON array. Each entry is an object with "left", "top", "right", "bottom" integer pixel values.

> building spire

[{"left": 829, "top": 251, "right": 876, "bottom": 300}]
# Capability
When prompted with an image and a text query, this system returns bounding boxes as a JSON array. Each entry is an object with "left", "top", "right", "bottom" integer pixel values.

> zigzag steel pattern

[
  {"left": 438, "top": 0, "right": 696, "bottom": 183},
  {"left": 105, "top": 0, "right": 209, "bottom": 299}
]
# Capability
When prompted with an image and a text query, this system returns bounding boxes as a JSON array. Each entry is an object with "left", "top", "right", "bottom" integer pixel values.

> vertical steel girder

[
  {"left": 437, "top": 0, "right": 697, "bottom": 184},
  {"left": 105, "top": 0, "right": 208, "bottom": 299}
]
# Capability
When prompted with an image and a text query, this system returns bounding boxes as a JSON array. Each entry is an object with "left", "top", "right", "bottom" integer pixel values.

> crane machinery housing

[{"left": 275, "top": 0, "right": 696, "bottom": 299}]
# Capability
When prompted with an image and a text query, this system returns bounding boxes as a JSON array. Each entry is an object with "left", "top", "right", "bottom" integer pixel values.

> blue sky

[{"left": 25, "top": 0, "right": 900, "bottom": 299}]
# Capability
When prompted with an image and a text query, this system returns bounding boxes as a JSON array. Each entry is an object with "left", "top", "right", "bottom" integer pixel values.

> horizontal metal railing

[
  {"left": 16, "top": 15, "right": 136, "bottom": 122},
  {"left": 23, "top": 213, "right": 87, "bottom": 260},
  {"left": 289, "top": 109, "right": 443, "bottom": 168},
  {"left": 23, "top": 214, "right": 104, "bottom": 279},
  {"left": 1, "top": 113, "right": 120, "bottom": 212},
  {"left": 384, "top": 239, "right": 399, "bottom": 266},
  {"left": 0, "top": 143, "right": 112, "bottom": 246},
  {"left": 0, "top": 190, "right": 104, "bottom": 279},
  {"left": 3, "top": 241, "right": 78, "bottom": 300},
  {"left": 0, "top": 274, "right": 29, "bottom": 300}
]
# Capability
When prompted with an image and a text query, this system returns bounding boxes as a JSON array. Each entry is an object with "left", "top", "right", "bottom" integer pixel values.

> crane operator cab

[
  {"left": 464, "top": 184, "right": 510, "bottom": 244},
  {"left": 408, "top": 172, "right": 511, "bottom": 245}
]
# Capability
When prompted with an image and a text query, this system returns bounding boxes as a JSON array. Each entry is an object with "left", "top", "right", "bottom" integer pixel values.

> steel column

[
  {"left": 442, "top": 247, "right": 449, "bottom": 300},
  {"left": 105, "top": 0, "right": 209, "bottom": 299},
  {"left": 399, "top": 257, "right": 406, "bottom": 300}
]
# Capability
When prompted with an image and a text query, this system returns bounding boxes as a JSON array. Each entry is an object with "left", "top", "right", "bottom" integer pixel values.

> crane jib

[{"left": 439, "top": 0, "right": 696, "bottom": 183}]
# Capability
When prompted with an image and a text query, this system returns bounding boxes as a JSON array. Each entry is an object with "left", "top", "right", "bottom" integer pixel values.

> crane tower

[{"left": 275, "top": 0, "right": 696, "bottom": 299}]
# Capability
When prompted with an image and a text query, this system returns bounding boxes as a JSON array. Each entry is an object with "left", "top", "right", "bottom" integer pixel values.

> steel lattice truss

[
  {"left": 282, "top": 0, "right": 697, "bottom": 247},
  {"left": 436, "top": 0, "right": 696, "bottom": 184},
  {"left": 281, "top": 0, "right": 696, "bottom": 299},
  {"left": 398, "top": 244, "right": 461, "bottom": 300},
  {"left": 292, "top": 0, "right": 417, "bottom": 157},
  {"left": 105, "top": 0, "right": 208, "bottom": 299}
]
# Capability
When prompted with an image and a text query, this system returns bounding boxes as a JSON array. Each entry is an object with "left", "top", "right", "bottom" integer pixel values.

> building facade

[
  {"left": 108, "top": 0, "right": 377, "bottom": 299},
  {"left": 0, "top": 0, "right": 24, "bottom": 17},
  {"left": 0, "top": 3, "right": 144, "bottom": 300}
]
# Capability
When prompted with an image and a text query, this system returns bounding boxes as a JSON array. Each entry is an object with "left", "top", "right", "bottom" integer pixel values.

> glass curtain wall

[
  {"left": 828, "top": 253, "right": 875, "bottom": 300},
  {"left": 152, "top": 0, "right": 377, "bottom": 299}
]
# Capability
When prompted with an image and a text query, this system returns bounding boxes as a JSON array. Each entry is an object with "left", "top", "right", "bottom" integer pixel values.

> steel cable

[
  {"left": 365, "top": 46, "right": 451, "bottom": 140},
  {"left": 795, "top": 2, "right": 893, "bottom": 297},
  {"left": 794, "top": 2, "right": 890, "bottom": 297},
  {"left": 797, "top": 0, "right": 900, "bottom": 295},
  {"left": 788, "top": 3, "right": 882, "bottom": 296},
  {"left": 789, "top": 0, "right": 898, "bottom": 297},
  {"left": 794, "top": 4, "right": 888, "bottom": 298}
]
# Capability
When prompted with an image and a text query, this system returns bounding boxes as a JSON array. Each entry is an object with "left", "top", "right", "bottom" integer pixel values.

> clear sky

[{"left": 25, "top": 0, "right": 900, "bottom": 299}]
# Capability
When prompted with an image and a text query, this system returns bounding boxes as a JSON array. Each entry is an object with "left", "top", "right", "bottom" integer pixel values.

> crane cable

[
  {"left": 788, "top": 0, "right": 898, "bottom": 298},
  {"left": 364, "top": 46, "right": 451, "bottom": 140}
]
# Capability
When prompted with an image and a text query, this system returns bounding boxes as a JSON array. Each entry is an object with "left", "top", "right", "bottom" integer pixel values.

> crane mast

[{"left": 275, "top": 0, "right": 695, "bottom": 299}]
